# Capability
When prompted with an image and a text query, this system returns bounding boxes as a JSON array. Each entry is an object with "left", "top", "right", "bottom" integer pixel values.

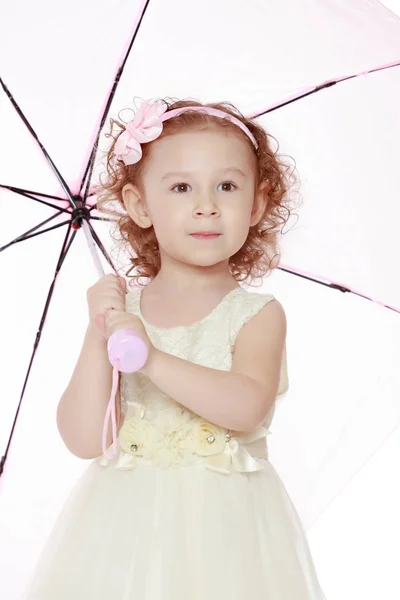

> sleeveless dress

[{"left": 21, "top": 286, "right": 326, "bottom": 600}]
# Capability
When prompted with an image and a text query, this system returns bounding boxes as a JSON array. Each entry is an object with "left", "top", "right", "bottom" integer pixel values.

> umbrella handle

[{"left": 107, "top": 328, "right": 148, "bottom": 373}]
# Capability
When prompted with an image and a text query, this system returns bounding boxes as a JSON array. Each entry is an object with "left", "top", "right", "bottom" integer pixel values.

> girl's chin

[{"left": 160, "top": 247, "right": 232, "bottom": 269}]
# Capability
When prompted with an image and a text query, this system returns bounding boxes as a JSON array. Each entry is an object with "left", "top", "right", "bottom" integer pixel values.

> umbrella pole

[{"left": 81, "top": 220, "right": 106, "bottom": 279}]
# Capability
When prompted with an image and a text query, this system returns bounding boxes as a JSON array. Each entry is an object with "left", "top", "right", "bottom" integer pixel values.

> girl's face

[{"left": 123, "top": 128, "right": 266, "bottom": 273}]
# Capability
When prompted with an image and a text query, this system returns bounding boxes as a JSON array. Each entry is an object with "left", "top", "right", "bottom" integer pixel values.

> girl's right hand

[{"left": 86, "top": 274, "right": 127, "bottom": 333}]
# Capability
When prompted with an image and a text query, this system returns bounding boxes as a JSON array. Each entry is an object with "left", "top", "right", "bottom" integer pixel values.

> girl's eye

[
  {"left": 172, "top": 183, "right": 191, "bottom": 193},
  {"left": 218, "top": 181, "right": 237, "bottom": 192}
]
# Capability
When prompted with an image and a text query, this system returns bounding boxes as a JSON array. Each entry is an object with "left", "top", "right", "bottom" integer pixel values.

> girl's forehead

[{"left": 145, "top": 128, "right": 255, "bottom": 173}]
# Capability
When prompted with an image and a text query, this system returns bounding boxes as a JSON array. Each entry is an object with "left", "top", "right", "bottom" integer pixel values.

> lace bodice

[{"left": 100, "top": 286, "right": 288, "bottom": 473}]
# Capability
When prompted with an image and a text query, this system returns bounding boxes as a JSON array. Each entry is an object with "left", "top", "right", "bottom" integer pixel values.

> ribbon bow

[
  {"left": 114, "top": 99, "right": 168, "bottom": 165},
  {"left": 204, "top": 426, "right": 270, "bottom": 475}
]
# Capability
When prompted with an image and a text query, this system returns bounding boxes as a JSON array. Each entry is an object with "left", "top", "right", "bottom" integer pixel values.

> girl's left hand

[{"left": 97, "top": 309, "right": 155, "bottom": 366}]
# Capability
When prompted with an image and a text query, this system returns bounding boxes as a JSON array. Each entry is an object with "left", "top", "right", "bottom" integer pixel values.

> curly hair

[{"left": 96, "top": 98, "right": 299, "bottom": 286}]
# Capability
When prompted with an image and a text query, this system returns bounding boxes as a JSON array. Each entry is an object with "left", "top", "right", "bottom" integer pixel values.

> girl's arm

[
  {"left": 56, "top": 324, "right": 123, "bottom": 459},
  {"left": 143, "top": 301, "right": 286, "bottom": 432}
]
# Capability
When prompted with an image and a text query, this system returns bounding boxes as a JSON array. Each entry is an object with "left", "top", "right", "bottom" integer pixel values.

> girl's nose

[
  {"left": 193, "top": 194, "right": 220, "bottom": 217},
  {"left": 194, "top": 206, "right": 219, "bottom": 217}
]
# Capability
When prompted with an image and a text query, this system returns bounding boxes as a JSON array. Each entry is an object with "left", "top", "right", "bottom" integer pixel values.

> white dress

[{"left": 21, "top": 286, "right": 326, "bottom": 599}]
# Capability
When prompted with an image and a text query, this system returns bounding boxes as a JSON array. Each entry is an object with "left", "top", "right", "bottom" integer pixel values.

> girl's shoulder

[
  {"left": 228, "top": 286, "right": 278, "bottom": 335},
  {"left": 228, "top": 287, "right": 289, "bottom": 399}
]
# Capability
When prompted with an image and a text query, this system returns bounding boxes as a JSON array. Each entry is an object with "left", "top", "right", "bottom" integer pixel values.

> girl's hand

[
  {"left": 103, "top": 309, "right": 155, "bottom": 368},
  {"left": 86, "top": 274, "right": 127, "bottom": 332}
]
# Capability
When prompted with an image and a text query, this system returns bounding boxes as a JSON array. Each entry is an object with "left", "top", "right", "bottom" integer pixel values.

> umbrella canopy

[{"left": 1, "top": 1, "right": 400, "bottom": 598}]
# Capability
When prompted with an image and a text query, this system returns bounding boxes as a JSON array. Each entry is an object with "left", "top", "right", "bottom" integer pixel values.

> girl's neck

[{"left": 150, "top": 261, "right": 236, "bottom": 294}]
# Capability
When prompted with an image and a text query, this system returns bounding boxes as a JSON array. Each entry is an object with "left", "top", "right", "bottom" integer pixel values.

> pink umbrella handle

[
  {"left": 107, "top": 328, "right": 148, "bottom": 373},
  {"left": 102, "top": 329, "right": 148, "bottom": 459}
]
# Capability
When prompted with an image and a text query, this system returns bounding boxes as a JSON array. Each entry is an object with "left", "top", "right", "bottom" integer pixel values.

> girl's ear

[
  {"left": 250, "top": 181, "right": 269, "bottom": 226},
  {"left": 121, "top": 183, "right": 152, "bottom": 229}
]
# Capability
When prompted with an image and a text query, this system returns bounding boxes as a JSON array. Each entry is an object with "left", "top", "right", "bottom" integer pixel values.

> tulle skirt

[{"left": 21, "top": 458, "right": 326, "bottom": 599}]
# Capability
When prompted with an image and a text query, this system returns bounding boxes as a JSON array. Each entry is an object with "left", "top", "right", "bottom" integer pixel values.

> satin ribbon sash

[{"left": 99, "top": 402, "right": 270, "bottom": 475}]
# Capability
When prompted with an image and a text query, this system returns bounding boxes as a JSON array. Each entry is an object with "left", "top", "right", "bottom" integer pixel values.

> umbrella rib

[
  {"left": 0, "top": 185, "right": 68, "bottom": 203},
  {"left": 0, "top": 225, "right": 77, "bottom": 477},
  {"left": 0, "top": 184, "right": 72, "bottom": 214},
  {"left": 251, "top": 60, "right": 400, "bottom": 118},
  {"left": 90, "top": 215, "right": 115, "bottom": 223},
  {"left": 0, "top": 211, "right": 67, "bottom": 252},
  {"left": 79, "top": 0, "right": 153, "bottom": 202},
  {"left": 0, "top": 219, "right": 71, "bottom": 251},
  {"left": 88, "top": 202, "right": 119, "bottom": 222},
  {"left": 278, "top": 266, "right": 398, "bottom": 313},
  {"left": 0, "top": 77, "right": 77, "bottom": 210}
]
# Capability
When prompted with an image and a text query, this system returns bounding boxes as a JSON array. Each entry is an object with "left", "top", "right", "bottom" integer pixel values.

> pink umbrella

[{"left": 1, "top": 1, "right": 400, "bottom": 598}]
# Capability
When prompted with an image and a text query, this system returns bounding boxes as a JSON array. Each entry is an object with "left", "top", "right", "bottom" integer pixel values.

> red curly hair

[{"left": 96, "top": 99, "right": 299, "bottom": 286}]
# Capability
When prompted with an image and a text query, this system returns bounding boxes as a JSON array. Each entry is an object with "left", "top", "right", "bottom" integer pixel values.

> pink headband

[{"left": 114, "top": 99, "right": 258, "bottom": 166}]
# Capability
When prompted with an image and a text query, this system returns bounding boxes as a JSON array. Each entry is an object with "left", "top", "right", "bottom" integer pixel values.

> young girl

[{"left": 21, "top": 99, "right": 326, "bottom": 599}]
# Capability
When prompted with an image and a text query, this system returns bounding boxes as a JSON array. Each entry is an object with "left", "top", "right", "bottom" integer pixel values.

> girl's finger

[{"left": 98, "top": 290, "right": 125, "bottom": 309}]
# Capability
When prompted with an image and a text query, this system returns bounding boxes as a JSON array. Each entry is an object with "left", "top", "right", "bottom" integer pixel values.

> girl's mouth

[{"left": 190, "top": 233, "right": 221, "bottom": 240}]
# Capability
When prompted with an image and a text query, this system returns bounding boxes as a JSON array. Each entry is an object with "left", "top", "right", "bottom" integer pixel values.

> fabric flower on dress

[
  {"left": 192, "top": 419, "right": 227, "bottom": 456},
  {"left": 147, "top": 405, "right": 198, "bottom": 468},
  {"left": 99, "top": 405, "right": 270, "bottom": 474},
  {"left": 115, "top": 418, "right": 161, "bottom": 469},
  {"left": 119, "top": 418, "right": 160, "bottom": 456}
]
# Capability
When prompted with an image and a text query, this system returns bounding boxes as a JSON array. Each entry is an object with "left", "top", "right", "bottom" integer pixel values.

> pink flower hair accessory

[
  {"left": 114, "top": 99, "right": 258, "bottom": 166},
  {"left": 114, "top": 99, "right": 168, "bottom": 165}
]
